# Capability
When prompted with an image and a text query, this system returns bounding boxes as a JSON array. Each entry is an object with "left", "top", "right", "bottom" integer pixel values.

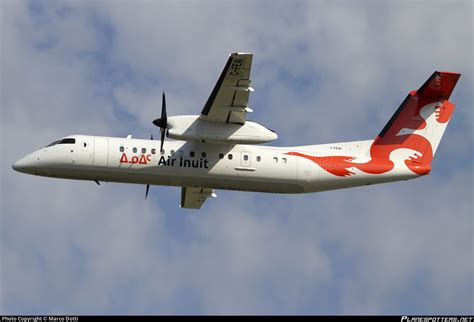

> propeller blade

[
  {"left": 160, "top": 128, "right": 165, "bottom": 152},
  {"left": 161, "top": 91, "right": 167, "bottom": 121},
  {"left": 152, "top": 92, "right": 168, "bottom": 128},
  {"left": 153, "top": 91, "right": 168, "bottom": 152},
  {"left": 145, "top": 184, "right": 150, "bottom": 199}
]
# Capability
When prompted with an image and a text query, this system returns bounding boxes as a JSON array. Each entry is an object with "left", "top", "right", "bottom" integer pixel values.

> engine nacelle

[{"left": 166, "top": 115, "right": 278, "bottom": 144}]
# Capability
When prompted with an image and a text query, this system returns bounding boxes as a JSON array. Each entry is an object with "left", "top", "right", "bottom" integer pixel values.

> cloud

[{"left": 1, "top": 0, "right": 472, "bottom": 315}]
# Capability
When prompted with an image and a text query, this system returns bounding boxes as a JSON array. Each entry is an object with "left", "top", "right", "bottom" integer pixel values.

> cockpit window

[
  {"left": 46, "top": 138, "right": 76, "bottom": 147},
  {"left": 46, "top": 140, "right": 60, "bottom": 147},
  {"left": 57, "top": 138, "right": 76, "bottom": 144}
]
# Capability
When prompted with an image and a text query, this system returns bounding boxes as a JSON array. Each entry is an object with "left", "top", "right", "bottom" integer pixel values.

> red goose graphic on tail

[{"left": 287, "top": 71, "right": 460, "bottom": 177}]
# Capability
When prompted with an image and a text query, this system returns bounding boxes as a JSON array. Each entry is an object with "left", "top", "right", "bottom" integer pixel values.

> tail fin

[{"left": 370, "top": 71, "right": 460, "bottom": 174}]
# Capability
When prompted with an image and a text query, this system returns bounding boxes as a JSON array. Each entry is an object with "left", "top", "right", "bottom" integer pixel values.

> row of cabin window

[
  {"left": 119, "top": 146, "right": 209, "bottom": 157},
  {"left": 219, "top": 154, "right": 287, "bottom": 163},
  {"left": 119, "top": 146, "right": 158, "bottom": 154},
  {"left": 119, "top": 146, "right": 230, "bottom": 159},
  {"left": 118, "top": 146, "right": 287, "bottom": 163}
]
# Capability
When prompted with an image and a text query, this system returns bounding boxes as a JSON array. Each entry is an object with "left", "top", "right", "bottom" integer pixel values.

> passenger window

[
  {"left": 179, "top": 150, "right": 184, "bottom": 157},
  {"left": 133, "top": 147, "right": 137, "bottom": 153},
  {"left": 282, "top": 158, "right": 287, "bottom": 164},
  {"left": 243, "top": 155, "right": 249, "bottom": 161},
  {"left": 219, "top": 153, "right": 224, "bottom": 159},
  {"left": 151, "top": 148, "right": 156, "bottom": 154},
  {"left": 160, "top": 149, "right": 165, "bottom": 155},
  {"left": 83, "top": 142, "right": 87, "bottom": 148},
  {"left": 273, "top": 157, "right": 278, "bottom": 163},
  {"left": 120, "top": 146, "right": 125, "bottom": 152},
  {"left": 190, "top": 151, "right": 195, "bottom": 157},
  {"left": 257, "top": 156, "right": 261, "bottom": 162},
  {"left": 202, "top": 152, "right": 207, "bottom": 158},
  {"left": 228, "top": 154, "right": 233, "bottom": 160},
  {"left": 170, "top": 150, "right": 175, "bottom": 155},
  {"left": 142, "top": 148, "right": 146, "bottom": 154}
]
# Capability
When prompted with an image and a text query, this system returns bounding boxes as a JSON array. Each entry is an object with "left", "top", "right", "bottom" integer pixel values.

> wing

[
  {"left": 180, "top": 187, "right": 215, "bottom": 209},
  {"left": 200, "top": 53, "right": 254, "bottom": 125}
]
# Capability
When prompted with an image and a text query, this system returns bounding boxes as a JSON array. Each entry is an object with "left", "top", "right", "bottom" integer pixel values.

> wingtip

[{"left": 230, "top": 52, "right": 253, "bottom": 56}]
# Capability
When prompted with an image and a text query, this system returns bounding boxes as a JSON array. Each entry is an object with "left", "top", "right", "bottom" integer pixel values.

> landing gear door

[{"left": 241, "top": 151, "right": 251, "bottom": 167}]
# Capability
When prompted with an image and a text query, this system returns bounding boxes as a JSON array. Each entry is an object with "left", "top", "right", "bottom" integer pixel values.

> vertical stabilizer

[{"left": 370, "top": 71, "right": 460, "bottom": 173}]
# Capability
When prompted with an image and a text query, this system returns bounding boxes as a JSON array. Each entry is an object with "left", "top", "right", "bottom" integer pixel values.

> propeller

[
  {"left": 152, "top": 92, "right": 167, "bottom": 152},
  {"left": 148, "top": 92, "right": 167, "bottom": 199}
]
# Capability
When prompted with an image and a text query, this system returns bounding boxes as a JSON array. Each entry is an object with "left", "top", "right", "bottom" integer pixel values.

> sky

[{"left": 1, "top": 0, "right": 473, "bottom": 315}]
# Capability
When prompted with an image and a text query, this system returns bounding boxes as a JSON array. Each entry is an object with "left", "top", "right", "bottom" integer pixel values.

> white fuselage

[
  {"left": 12, "top": 69, "right": 459, "bottom": 207},
  {"left": 13, "top": 135, "right": 419, "bottom": 194}
]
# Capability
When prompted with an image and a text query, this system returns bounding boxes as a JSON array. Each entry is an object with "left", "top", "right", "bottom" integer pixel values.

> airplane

[{"left": 12, "top": 53, "right": 461, "bottom": 209}]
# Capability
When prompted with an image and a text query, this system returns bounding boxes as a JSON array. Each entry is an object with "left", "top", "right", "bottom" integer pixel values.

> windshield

[
  {"left": 46, "top": 140, "right": 60, "bottom": 147},
  {"left": 46, "top": 138, "right": 76, "bottom": 147}
]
